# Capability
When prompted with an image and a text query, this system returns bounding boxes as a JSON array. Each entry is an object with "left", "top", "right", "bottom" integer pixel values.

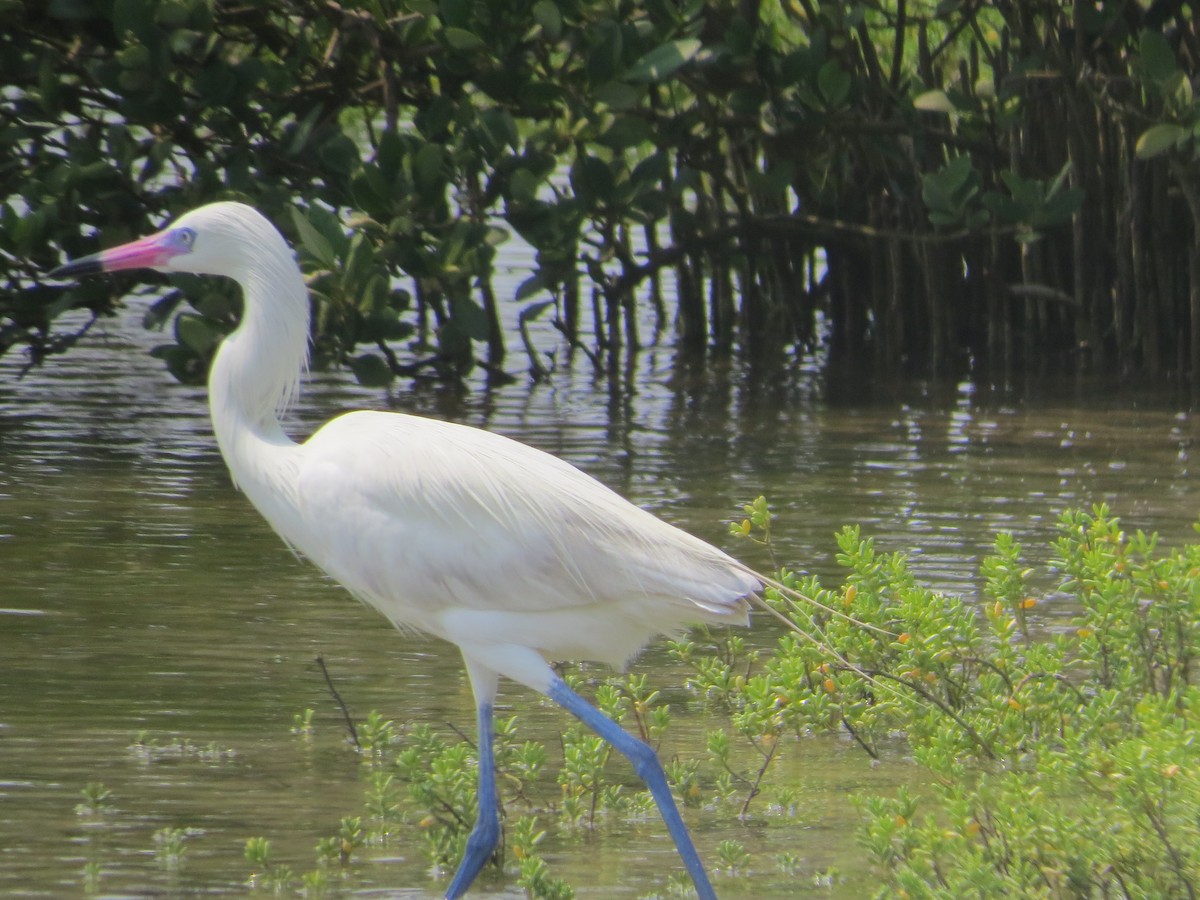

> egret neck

[{"left": 205, "top": 229, "right": 310, "bottom": 528}]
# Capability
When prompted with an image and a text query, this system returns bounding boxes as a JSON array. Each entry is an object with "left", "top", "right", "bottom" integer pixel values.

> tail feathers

[
  {"left": 679, "top": 563, "right": 759, "bottom": 624},
  {"left": 728, "top": 561, "right": 908, "bottom": 702},
  {"left": 684, "top": 591, "right": 752, "bottom": 625}
]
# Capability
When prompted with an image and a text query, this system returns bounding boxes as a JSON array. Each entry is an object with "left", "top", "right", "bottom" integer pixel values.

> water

[{"left": 2, "top": 303, "right": 1198, "bottom": 897}]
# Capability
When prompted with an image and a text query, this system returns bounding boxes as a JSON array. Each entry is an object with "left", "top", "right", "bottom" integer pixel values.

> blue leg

[
  {"left": 548, "top": 676, "right": 717, "bottom": 900},
  {"left": 444, "top": 701, "right": 500, "bottom": 900}
]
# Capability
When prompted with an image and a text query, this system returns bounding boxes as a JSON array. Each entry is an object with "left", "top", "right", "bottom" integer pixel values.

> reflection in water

[{"left": 1, "top": 304, "right": 1197, "bottom": 896}]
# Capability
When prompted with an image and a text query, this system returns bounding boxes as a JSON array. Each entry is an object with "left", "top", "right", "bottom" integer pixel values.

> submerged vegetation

[
  {"left": 72, "top": 504, "right": 1200, "bottom": 897},
  {"left": 7, "top": 1, "right": 1200, "bottom": 383}
]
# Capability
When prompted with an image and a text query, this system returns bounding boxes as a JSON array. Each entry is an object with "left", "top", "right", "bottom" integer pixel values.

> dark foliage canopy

[{"left": 4, "top": 0, "right": 1199, "bottom": 384}]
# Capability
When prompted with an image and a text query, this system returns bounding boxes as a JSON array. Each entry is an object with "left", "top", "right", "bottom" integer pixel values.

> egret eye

[{"left": 173, "top": 227, "right": 197, "bottom": 250}]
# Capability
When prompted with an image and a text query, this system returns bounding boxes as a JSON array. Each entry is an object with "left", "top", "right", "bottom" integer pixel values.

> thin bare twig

[{"left": 316, "top": 654, "right": 360, "bottom": 749}]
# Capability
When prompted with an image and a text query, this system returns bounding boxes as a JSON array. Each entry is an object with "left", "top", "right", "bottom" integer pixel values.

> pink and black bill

[{"left": 49, "top": 227, "right": 196, "bottom": 280}]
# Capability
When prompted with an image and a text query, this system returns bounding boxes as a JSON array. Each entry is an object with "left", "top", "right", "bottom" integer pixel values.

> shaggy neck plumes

[{"left": 206, "top": 219, "right": 310, "bottom": 486}]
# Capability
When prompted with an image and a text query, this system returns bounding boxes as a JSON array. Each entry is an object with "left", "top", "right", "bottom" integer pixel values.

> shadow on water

[{"left": 2, "top": 305, "right": 1199, "bottom": 896}]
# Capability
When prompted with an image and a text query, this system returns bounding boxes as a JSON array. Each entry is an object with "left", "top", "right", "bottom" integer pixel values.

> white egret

[{"left": 50, "top": 201, "right": 760, "bottom": 899}]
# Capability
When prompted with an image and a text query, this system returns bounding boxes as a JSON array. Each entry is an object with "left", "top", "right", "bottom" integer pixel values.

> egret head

[
  {"left": 50, "top": 202, "right": 288, "bottom": 281},
  {"left": 48, "top": 201, "right": 310, "bottom": 423}
]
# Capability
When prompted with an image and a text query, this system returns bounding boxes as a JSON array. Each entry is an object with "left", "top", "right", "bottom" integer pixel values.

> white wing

[{"left": 291, "top": 411, "right": 756, "bottom": 638}]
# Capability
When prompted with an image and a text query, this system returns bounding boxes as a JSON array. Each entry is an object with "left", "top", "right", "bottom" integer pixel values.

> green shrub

[
  {"left": 703, "top": 502, "right": 1200, "bottom": 898},
  {"left": 240, "top": 503, "right": 1200, "bottom": 896}
]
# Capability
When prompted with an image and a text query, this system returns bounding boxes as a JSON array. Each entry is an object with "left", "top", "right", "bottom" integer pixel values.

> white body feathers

[{"left": 175, "top": 202, "right": 756, "bottom": 690}]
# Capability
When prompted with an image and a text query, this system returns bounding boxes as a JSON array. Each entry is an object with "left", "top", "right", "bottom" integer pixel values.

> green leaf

[
  {"left": 375, "top": 130, "right": 406, "bottom": 173},
  {"left": 115, "top": 44, "right": 152, "bottom": 70},
  {"left": 586, "top": 21, "right": 623, "bottom": 84},
  {"left": 413, "top": 143, "right": 447, "bottom": 197},
  {"left": 195, "top": 288, "right": 238, "bottom": 323},
  {"left": 359, "top": 273, "right": 390, "bottom": 312},
  {"left": 150, "top": 344, "right": 204, "bottom": 384},
  {"left": 519, "top": 298, "right": 555, "bottom": 324},
  {"left": 194, "top": 62, "right": 237, "bottom": 105},
  {"left": 532, "top": 0, "right": 561, "bottom": 40},
  {"left": 440, "top": 0, "right": 470, "bottom": 27},
  {"left": 626, "top": 39, "right": 702, "bottom": 84},
  {"left": 508, "top": 168, "right": 542, "bottom": 203},
  {"left": 436, "top": 319, "right": 474, "bottom": 373},
  {"left": 932, "top": 155, "right": 978, "bottom": 197},
  {"left": 318, "top": 134, "right": 360, "bottom": 175},
  {"left": 748, "top": 161, "right": 795, "bottom": 199},
  {"left": 817, "top": 61, "right": 851, "bottom": 108},
  {"left": 112, "top": 0, "right": 152, "bottom": 43},
  {"left": 592, "top": 82, "right": 643, "bottom": 111},
  {"left": 47, "top": 0, "right": 95, "bottom": 19},
  {"left": 570, "top": 154, "right": 614, "bottom": 206},
  {"left": 999, "top": 170, "right": 1043, "bottom": 211},
  {"left": 352, "top": 164, "right": 393, "bottom": 220},
  {"left": 515, "top": 273, "right": 546, "bottom": 302},
  {"left": 361, "top": 308, "right": 413, "bottom": 342},
  {"left": 289, "top": 207, "right": 336, "bottom": 268},
  {"left": 1136, "top": 123, "right": 1187, "bottom": 159},
  {"left": 922, "top": 156, "right": 982, "bottom": 225},
  {"left": 348, "top": 353, "right": 394, "bottom": 387},
  {"left": 1139, "top": 29, "right": 1178, "bottom": 84},
  {"left": 308, "top": 205, "right": 350, "bottom": 257},
  {"left": 443, "top": 26, "right": 485, "bottom": 52},
  {"left": 476, "top": 109, "right": 519, "bottom": 155},
  {"left": 913, "top": 89, "right": 956, "bottom": 114},
  {"left": 1172, "top": 70, "right": 1194, "bottom": 106},
  {"left": 413, "top": 96, "right": 455, "bottom": 141},
  {"left": 287, "top": 104, "right": 324, "bottom": 157},
  {"left": 449, "top": 293, "right": 490, "bottom": 341},
  {"left": 343, "top": 234, "right": 373, "bottom": 287},
  {"left": 1035, "top": 189, "right": 1084, "bottom": 227},
  {"left": 597, "top": 115, "right": 653, "bottom": 150},
  {"left": 981, "top": 191, "right": 1023, "bottom": 225},
  {"left": 174, "top": 312, "right": 223, "bottom": 355},
  {"left": 630, "top": 151, "right": 669, "bottom": 188}
]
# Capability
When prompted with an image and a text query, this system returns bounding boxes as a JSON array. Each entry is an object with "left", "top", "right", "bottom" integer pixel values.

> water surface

[{"left": 2, "top": 305, "right": 1197, "bottom": 896}]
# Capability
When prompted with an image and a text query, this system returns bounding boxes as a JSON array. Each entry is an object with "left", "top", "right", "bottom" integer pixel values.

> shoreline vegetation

[
  {"left": 6, "top": 2, "right": 1200, "bottom": 385},
  {"left": 80, "top": 503, "right": 1200, "bottom": 897}
]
